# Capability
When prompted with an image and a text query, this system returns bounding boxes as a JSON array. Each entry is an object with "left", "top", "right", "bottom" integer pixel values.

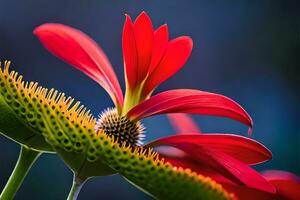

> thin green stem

[
  {"left": 67, "top": 175, "right": 86, "bottom": 200},
  {"left": 0, "top": 145, "right": 41, "bottom": 200}
]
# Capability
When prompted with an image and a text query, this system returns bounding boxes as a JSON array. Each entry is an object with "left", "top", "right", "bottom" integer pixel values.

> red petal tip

[
  {"left": 160, "top": 24, "right": 168, "bottom": 30},
  {"left": 33, "top": 23, "right": 58, "bottom": 35},
  {"left": 124, "top": 14, "right": 133, "bottom": 23},
  {"left": 181, "top": 36, "right": 193, "bottom": 48},
  {"left": 134, "top": 11, "right": 151, "bottom": 24}
]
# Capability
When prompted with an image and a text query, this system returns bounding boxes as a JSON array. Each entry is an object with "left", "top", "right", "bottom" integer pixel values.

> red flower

[
  {"left": 151, "top": 114, "right": 300, "bottom": 199},
  {"left": 34, "top": 11, "right": 252, "bottom": 129},
  {"left": 33, "top": 11, "right": 265, "bottom": 196}
]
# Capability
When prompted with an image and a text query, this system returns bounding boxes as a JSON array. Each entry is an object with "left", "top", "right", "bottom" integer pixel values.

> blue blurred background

[{"left": 0, "top": 0, "right": 299, "bottom": 199}]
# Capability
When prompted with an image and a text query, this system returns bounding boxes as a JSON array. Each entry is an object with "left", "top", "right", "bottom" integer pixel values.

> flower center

[{"left": 95, "top": 108, "right": 145, "bottom": 147}]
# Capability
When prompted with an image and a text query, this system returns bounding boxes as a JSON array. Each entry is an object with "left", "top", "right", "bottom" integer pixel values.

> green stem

[
  {"left": 122, "top": 85, "right": 144, "bottom": 116},
  {"left": 0, "top": 145, "right": 41, "bottom": 200},
  {"left": 67, "top": 175, "right": 86, "bottom": 200}
]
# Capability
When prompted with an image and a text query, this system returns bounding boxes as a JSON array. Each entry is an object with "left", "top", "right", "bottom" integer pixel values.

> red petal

[
  {"left": 223, "top": 170, "right": 300, "bottom": 200},
  {"left": 262, "top": 170, "right": 300, "bottom": 200},
  {"left": 133, "top": 12, "right": 154, "bottom": 84},
  {"left": 128, "top": 89, "right": 253, "bottom": 128},
  {"left": 161, "top": 154, "right": 234, "bottom": 184},
  {"left": 122, "top": 15, "right": 138, "bottom": 88},
  {"left": 163, "top": 156, "right": 279, "bottom": 200},
  {"left": 147, "top": 134, "right": 272, "bottom": 165},
  {"left": 152, "top": 141, "right": 275, "bottom": 193},
  {"left": 148, "top": 24, "right": 169, "bottom": 75},
  {"left": 167, "top": 114, "right": 201, "bottom": 134},
  {"left": 34, "top": 23, "right": 123, "bottom": 107},
  {"left": 143, "top": 37, "right": 193, "bottom": 95},
  {"left": 223, "top": 184, "right": 280, "bottom": 200}
]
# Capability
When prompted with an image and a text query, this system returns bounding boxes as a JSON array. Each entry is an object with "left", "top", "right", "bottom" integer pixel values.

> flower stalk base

[
  {"left": 67, "top": 175, "right": 86, "bottom": 200},
  {"left": 0, "top": 145, "right": 41, "bottom": 200}
]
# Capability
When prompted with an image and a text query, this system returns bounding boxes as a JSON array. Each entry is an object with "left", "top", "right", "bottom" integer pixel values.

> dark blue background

[{"left": 0, "top": 0, "right": 299, "bottom": 199}]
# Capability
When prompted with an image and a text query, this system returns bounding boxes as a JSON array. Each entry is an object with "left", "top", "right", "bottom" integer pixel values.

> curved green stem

[
  {"left": 0, "top": 145, "right": 41, "bottom": 200},
  {"left": 67, "top": 175, "right": 86, "bottom": 200}
]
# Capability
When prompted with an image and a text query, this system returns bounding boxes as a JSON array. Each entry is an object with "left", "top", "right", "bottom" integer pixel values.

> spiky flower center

[{"left": 95, "top": 108, "right": 145, "bottom": 147}]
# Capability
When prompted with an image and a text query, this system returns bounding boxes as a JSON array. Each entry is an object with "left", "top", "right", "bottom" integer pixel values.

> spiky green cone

[{"left": 0, "top": 62, "right": 235, "bottom": 199}]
